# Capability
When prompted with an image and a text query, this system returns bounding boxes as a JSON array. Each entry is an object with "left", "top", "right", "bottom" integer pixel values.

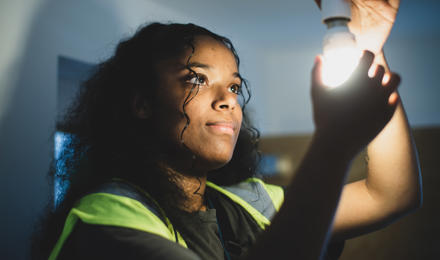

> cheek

[
  {"left": 152, "top": 100, "right": 186, "bottom": 145},
  {"left": 179, "top": 100, "right": 206, "bottom": 142},
  {"left": 154, "top": 96, "right": 205, "bottom": 150}
]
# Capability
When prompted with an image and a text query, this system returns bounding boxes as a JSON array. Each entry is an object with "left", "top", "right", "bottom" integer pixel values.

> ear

[{"left": 132, "top": 93, "right": 152, "bottom": 119}]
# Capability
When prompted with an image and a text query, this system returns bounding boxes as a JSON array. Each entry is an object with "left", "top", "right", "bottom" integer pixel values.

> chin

[{"left": 196, "top": 150, "right": 233, "bottom": 171}]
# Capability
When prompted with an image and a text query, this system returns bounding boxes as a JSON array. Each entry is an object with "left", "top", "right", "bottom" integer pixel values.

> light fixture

[{"left": 321, "top": 0, "right": 361, "bottom": 87}]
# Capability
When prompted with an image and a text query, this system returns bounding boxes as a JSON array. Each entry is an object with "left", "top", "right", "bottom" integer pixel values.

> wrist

[
  {"left": 311, "top": 130, "right": 358, "bottom": 164},
  {"left": 373, "top": 50, "right": 390, "bottom": 72}
]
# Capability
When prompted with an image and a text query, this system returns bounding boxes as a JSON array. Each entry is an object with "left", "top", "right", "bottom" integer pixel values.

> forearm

[
  {"left": 247, "top": 133, "right": 354, "bottom": 260},
  {"left": 364, "top": 51, "right": 422, "bottom": 213},
  {"left": 366, "top": 102, "right": 422, "bottom": 212},
  {"left": 331, "top": 102, "right": 422, "bottom": 240}
]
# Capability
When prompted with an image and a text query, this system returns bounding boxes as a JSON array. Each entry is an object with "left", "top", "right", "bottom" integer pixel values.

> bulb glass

[{"left": 321, "top": 24, "right": 361, "bottom": 88}]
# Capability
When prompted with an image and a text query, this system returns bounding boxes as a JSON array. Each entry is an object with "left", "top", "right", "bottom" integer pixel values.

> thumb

[{"left": 312, "top": 55, "right": 324, "bottom": 88}]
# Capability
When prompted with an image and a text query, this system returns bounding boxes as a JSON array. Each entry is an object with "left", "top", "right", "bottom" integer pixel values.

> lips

[{"left": 206, "top": 120, "right": 238, "bottom": 135}]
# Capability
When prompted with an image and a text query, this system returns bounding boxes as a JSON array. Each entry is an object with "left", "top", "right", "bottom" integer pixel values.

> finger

[
  {"left": 374, "top": 65, "right": 386, "bottom": 82},
  {"left": 385, "top": 98, "right": 399, "bottom": 121},
  {"left": 312, "top": 55, "right": 324, "bottom": 87},
  {"left": 368, "top": 64, "right": 385, "bottom": 81},
  {"left": 357, "top": 50, "right": 375, "bottom": 75},
  {"left": 368, "top": 63, "right": 377, "bottom": 78},
  {"left": 388, "top": 92, "right": 400, "bottom": 106},
  {"left": 383, "top": 73, "right": 401, "bottom": 95},
  {"left": 389, "top": 0, "right": 400, "bottom": 10},
  {"left": 382, "top": 73, "right": 391, "bottom": 85},
  {"left": 384, "top": 75, "right": 400, "bottom": 114}
]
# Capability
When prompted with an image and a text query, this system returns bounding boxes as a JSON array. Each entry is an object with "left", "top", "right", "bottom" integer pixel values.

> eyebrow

[
  {"left": 232, "top": 72, "right": 242, "bottom": 80},
  {"left": 185, "top": 62, "right": 242, "bottom": 80},
  {"left": 186, "top": 62, "right": 211, "bottom": 69}
]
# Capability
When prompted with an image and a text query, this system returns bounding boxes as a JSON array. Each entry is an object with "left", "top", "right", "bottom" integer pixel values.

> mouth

[{"left": 206, "top": 121, "right": 237, "bottom": 135}]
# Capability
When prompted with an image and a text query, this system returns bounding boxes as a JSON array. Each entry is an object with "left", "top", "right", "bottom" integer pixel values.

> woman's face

[{"left": 152, "top": 36, "right": 243, "bottom": 172}]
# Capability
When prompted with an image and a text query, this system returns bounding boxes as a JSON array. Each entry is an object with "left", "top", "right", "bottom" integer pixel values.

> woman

[{"left": 33, "top": 0, "right": 422, "bottom": 259}]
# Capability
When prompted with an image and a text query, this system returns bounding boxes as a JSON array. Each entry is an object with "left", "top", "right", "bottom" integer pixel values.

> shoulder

[
  {"left": 70, "top": 181, "right": 179, "bottom": 242},
  {"left": 55, "top": 181, "right": 198, "bottom": 259},
  {"left": 59, "top": 219, "right": 200, "bottom": 260},
  {"left": 207, "top": 178, "right": 284, "bottom": 227}
]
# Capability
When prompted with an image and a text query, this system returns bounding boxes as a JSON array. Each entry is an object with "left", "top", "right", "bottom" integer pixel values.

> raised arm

[
  {"left": 328, "top": 0, "right": 423, "bottom": 240},
  {"left": 331, "top": 52, "right": 422, "bottom": 240},
  {"left": 247, "top": 51, "right": 400, "bottom": 260}
]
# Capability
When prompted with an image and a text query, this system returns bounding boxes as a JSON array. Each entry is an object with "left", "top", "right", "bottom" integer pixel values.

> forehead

[
  {"left": 156, "top": 35, "right": 238, "bottom": 74},
  {"left": 188, "top": 36, "right": 238, "bottom": 70}
]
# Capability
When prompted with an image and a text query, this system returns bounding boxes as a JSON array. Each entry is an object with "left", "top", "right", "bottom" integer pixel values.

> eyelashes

[
  {"left": 183, "top": 73, "right": 242, "bottom": 95},
  {"left": 185, "top": 74, "right": 208, "bottom": 87},
  {"left": 228, "top": 84, "right": 241, "bottom": 95}
]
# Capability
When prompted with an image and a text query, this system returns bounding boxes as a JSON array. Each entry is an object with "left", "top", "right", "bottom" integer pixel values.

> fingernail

[
  {"left": 382, "top": 73, "right": 391, "bottom": 85},
  {"left": 368, "top": 64, "right": 377, "bottom": 78},
  {"left": 388, "top": 92, "right": 399, "bottom": 105}
]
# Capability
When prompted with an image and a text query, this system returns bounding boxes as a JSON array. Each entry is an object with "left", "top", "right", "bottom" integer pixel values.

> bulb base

[{"left": 321, "top": 0, "right": 352, "bottom": 23}]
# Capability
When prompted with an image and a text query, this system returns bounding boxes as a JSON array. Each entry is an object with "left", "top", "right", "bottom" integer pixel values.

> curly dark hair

[{"left": 31, "top": 22, "right": 261, "bottom": 259}]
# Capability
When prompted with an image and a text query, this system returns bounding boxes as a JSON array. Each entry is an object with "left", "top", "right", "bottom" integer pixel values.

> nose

[{"left": 212, "top": 87, "right": 237, "bottom": 111}]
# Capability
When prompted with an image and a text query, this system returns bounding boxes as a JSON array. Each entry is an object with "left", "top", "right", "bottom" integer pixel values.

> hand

[
  {"left": 315, "top": 0, "right": 400, "bottom": 55},
  {"left": 311, "top": 51, "right": 400, "bottom": 156}
]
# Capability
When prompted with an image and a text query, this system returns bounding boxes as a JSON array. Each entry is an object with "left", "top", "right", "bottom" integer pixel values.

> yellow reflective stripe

[
  {"left": 245, "top": 178, "right": 285, "bottom": 211},
  {"left": 49, "top": 193, "right": 187, "bottom": 259},
  {"left": 109, "top": 178, "right": 187, "bottom": 247},
  {"left": 262, "top": 183, "right": 284, "bottom": 211},
  {"left": 206, "top": 181, "right": 270, "bottom": 230},
  {"left": 48, "top": 211, "right": 79, "bottom": 260},
  {"left": 74, "top": 193, "right": 177, "bottom": 240}
]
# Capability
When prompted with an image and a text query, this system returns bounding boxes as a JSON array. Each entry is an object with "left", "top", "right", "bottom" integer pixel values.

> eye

[
  {"left": 186, "top": 74, "right": 208, "bottom": 86},
  {"left": 228, "top": 84, "right": 241, "bottom": 94}
]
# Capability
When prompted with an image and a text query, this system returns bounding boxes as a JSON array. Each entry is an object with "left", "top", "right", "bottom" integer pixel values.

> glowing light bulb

[
  {"left": 322, "top": 23, "right": 361, "bottom": 87},
  {"left": 320, "top": 0, "right": 361, "bottom": 88}
]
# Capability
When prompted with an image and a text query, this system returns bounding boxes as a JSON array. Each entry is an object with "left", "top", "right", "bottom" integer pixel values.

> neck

[
  {"left": 158, "top": 161, "right": 208, "bottom": 212},
  {"left": 179, "top": 174, "right": 208, "bottom": 212}
]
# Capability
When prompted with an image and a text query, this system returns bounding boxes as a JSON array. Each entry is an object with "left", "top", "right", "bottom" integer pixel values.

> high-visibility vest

[{"left": 49, "top": 178, "right": 284, "bottom": 260}]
